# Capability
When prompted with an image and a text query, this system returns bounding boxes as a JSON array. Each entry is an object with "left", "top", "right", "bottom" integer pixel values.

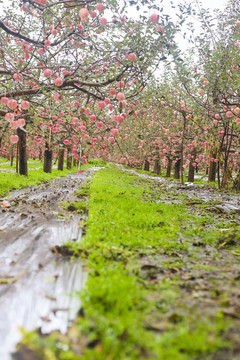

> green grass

[
  {"left": 61, "top": 200, "right": 88, "bottom": 214},
  {"left": 0, "top": 157, "right": 9, "bottom": 163},
  {"left": 0, "top": 159, "right": 43, "bottom": 170},
  {"left": 88, "top": 158, "right": 107, "bottom": 166},
  {"left": 18, "top": 166, "right": 235, "bottom": 360},
  {"left": 0, "top": 164, "right": 93, "bottom": 198}
]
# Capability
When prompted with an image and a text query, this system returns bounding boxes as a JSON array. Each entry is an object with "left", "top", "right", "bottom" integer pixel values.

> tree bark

[
  {"left": 43, "top": 143, "right": 52, "bottom": 173},
  {"left": 237, "top": 171, "right": 240, "bottom": 192},
  {"left": 17, "top": 127, "right": 28, "bottom": 176},
  {"left": 174, "top": 158, "right": 181, "bottom": 179},
  {"left": 38, "top": 147, "right": 42, "bottom": 161},
  {"left": 10, "top": 147, "right": 14, "bottom": 167},
  {"left": 188, "top": 162, "right": 195, "bottom": 182},
  {"left": 208, "top": 155, "right": 217, "bottom": 182},
  {"left": 188, "top": 148, "right": 196, "bottom": 182},
  {"left": 221, "top": 168, "right": 232, "bottom": 189},
  {"left": 153, "top": 159, "right": 161, "bottom": 175},
  {"left": 143, "top": 159, "right": 149, "bottom": 171},
  {"left": 66, "top": 146, "right": 72, "bottom": 170},
  {"left": 16, "top": 143, "right": 19, "bottom": 173},
  {"left": 166, "top": 158, "right": 172, "bottom": 177},
  {"left": 58, "top": 148, "right": 64, "bottom": 171}
]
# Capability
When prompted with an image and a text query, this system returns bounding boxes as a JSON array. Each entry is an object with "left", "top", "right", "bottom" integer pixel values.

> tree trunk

[
  {"left": 166, "top": 158, "right": 172, "bottom": 177},
  {"left": 174, "top": 158, "right": 181, "bottom": 179},
  {"left": 208, "top": 156, "right": 217, "bottom": 182},
  {"left": 73, "top": 158, "right": 77, "bottom": 167},
  {"left": 16, "top": 143, "right": 19, "bottom": 173},
  {"left": 58, "top": 148, "right": 64, "bottom": 171},
  {"left": 17, "top": 127, "right": 28, "bottom": 176},
  {"left": 143, "top": 159, "right": 149, "bottom": 171},
  {"left": 43, "top": 143, "right": 52, "bottom": 173},
  {"left": 66, "top": 146, "right": 72, "bottom": 170},
  {"left": 10, "top": 147, "right": 14, "bottom": 167},
  {"left": 38, "top": 147, "right": 42, "bottom": 161},
  {"left": 188, "top": 148, "right": 196, "bottom": 182},
  {"left": 153, "top": 159, "right": 161, "bottom": 175},
  {"left": 221, "top": 167, "right": 232, "bottom": 189},
  {"left": 188, "top": 162, "right": 195, "bottom": 182},
  {"left": 237, "top": 171, "right": 240, "bottom": 192}
]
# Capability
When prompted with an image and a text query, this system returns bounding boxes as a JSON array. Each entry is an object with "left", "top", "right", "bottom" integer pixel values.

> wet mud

[
  {"left": 0, "top": 167, "right": 101, "bottom": 360},
  {"left": 116, "top": 165, "right": 240, "bottom": 215}
]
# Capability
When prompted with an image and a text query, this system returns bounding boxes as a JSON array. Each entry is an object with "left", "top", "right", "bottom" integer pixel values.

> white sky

[
  {"left": 188, "top": 0, "right": 228, "bottom": 9},
  {"left": 0, "top": 0, "right": 229, "bottom": 15},
  {"left": 0, "top": 0, "right": 230, "bottom": 67},
  {"left": 162, "top": 0, "right": 229, "bottom": 49},
  {"left": 161, "top": 0, "right": 228, "bottom": 11}
]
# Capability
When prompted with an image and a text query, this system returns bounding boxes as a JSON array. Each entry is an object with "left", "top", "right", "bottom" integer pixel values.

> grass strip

[{"left": 18, "top": 166, "right": 236, "bottom": 360}]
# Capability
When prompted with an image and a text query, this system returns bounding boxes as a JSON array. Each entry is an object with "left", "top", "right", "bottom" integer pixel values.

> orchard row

[{"left": 0, "top": 0, "right": 239, "bottom": 189}]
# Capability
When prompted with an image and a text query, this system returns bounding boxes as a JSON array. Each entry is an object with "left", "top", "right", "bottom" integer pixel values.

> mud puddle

[{"left": 0, "top": 167, "right": 102, "bottom": 360}]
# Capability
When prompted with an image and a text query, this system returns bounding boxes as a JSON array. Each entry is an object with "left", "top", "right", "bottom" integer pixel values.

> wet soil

[
  {"left": 2, "top": 165, "right": 240, "bottom": 359},
  {"left": 117, "top": 165, "right": 240, "bottom": 214},
  {"left": 0, "top": 167, "right": 101, "bottom": 360}
]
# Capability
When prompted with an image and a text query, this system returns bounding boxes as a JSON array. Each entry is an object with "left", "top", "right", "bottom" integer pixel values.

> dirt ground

[{"left": 0, "top": 168, "right": 101, "bottom": 360}]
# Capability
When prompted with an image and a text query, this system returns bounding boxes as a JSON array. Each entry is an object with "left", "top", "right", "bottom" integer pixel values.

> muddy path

[
  {"left": 0, "top": 167, "right": 101, "bottom": 360},
  {"left": 116, "top": 165, "right": 240, "bottom": 215}
]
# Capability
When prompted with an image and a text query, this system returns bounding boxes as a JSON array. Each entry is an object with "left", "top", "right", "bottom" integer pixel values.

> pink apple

[
  {"left": 96, "top": 3, "right": 104, "bottom": 11},
  {"left": 116, "top": 92, "right": 125, "bottom": 101},
  {"left": 17, "top": 118, "right": 26, "bottom": 126},
  {"left": 96, "top": 121, "right": 103, "bottom": 128},
  {"left": 198, "top": 89, "right": 205, "bottom": 95},
  {"left": 109, "top": 88, "right": 117, "bottom": 96},
  {"left": 55, "top": 78, "right": 63, "bottom": 86},
  {"left": 79, "top": 8, "right": 89, "bottom": 20},
  {"left": 1, "top": 97, "right": 8, "bottom": 105},
  {"left": 98, "top": 101, "right": 105, "bottom": 109},
  {"left": 149, "top": 14, "right": 159, "bottom": 23},
  {"left": 108, "top": 136, "right": 115, "bottom": 143},
  {"left": 13, "top": 73, "right": 22, "bottom": 81},
  {"left": 90, "top": 114, "right": 96, "bottom": 122},
  {"left": 21, "top": 100, "right": 30, "bottom": 110},
  {"left": 44, "top": 69, "right": 52, "bottom": 78},
  {"left": 156, "top": 25, "right": 165, "bottom": 33},
  {"left": 1, "top": 200, "right": 10, "bottom": 208},
  {"left": 226, "top": 111, "right": 233, "bottom": 118},
  {"left": 10, "top": 135, "right": 19, "bottom": 144},
  {"left": 128, "top": 53, "right": 136, "bottom": 61},
  {"left": 8, "top": 99, "right": 18, "bottom": 110},
  {"left": 111, "top": 128, "right": 119, "bottom": 136},
  {"left": 100, "top": 17, "right": 107, "bottom": 25}
]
